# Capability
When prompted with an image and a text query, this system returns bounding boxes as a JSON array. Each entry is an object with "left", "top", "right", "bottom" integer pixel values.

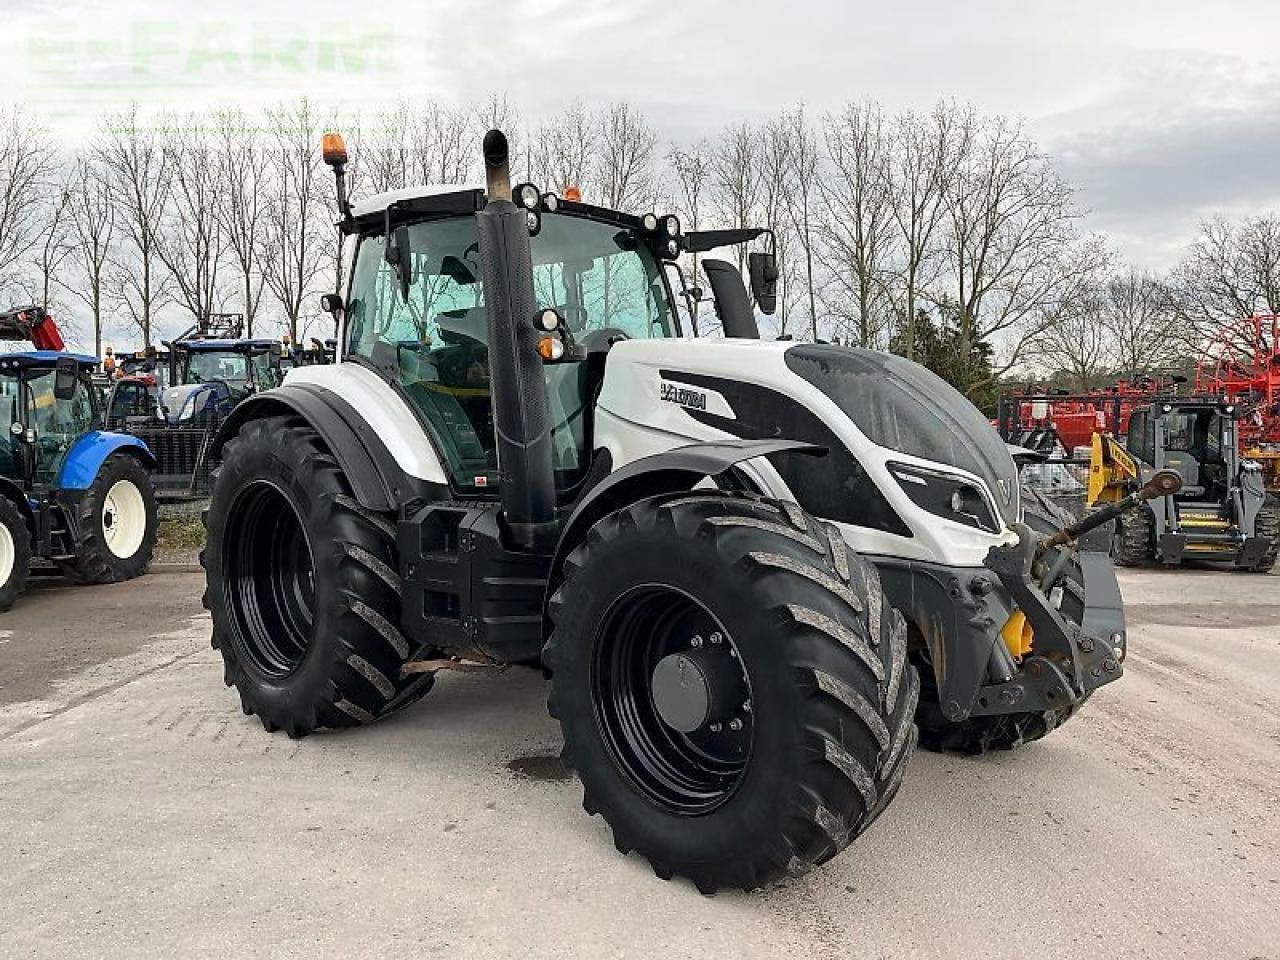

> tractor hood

[{"left": 783, "top": 345, "right": 1019, "bottom": 524}]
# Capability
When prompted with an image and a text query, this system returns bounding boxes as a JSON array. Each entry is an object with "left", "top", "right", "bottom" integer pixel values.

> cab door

[
  {"left": 0, "top": 373, "right": 22, "bottom": 483},
  {"left": 25, "top": 369, "right": 95, "bottom": 489}
]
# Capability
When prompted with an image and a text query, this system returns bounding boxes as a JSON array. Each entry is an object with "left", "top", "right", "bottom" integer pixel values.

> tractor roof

[
  {"left": 351, "top": 184, "right": 484, "bottom": 219},
  {"left": 0, "top": 350, "right": 98, "bottom": 370},
  {"left": 175, "top": 339, "right": 280, "bottom": 352}
]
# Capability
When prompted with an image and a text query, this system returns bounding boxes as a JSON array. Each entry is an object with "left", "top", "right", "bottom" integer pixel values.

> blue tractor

[{"left": 0, "top": 351, "right": 159, "bottom": 611}]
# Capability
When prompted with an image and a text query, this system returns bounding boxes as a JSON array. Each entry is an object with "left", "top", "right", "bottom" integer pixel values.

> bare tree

[
  {"left": 1035, "top": 291, "right": 1112, "bottom": 390},
  {"left": 817, "top": 102, "right": 894, "bottom": 347},
  {"left": 758, "top": 117, "right": 803, "bottom": 336},
  {"left": 60, "top": 155, "right": 117, "bottom": 356},
  {"left": 710, "top": 121, "right": 761, "bottom": 275},
  {"left": 261, "top": 99, "right": 326, "bottom": 342},
  {"left": 31, "top": 185, "right": 74, "bottom": 318},
  {"left": 937, "top": 112, "right": 1097, "bottom": 389},
  {"left": 529, "top": 101, "right": 598, "bottom": 197},
  {"left": 413, "top": 102, "right": 474, "bottom": 185},
  {"left": 157, "top": 116, "right": 229, "bottom": 328},
  {"left": 1168, "top": 214, "right": 1280, "bottom": 349},
  {"left": 668, "top": 143, "right": 712, "bottom": 335},
  {"left": 1104, "top": 271, "right": 1188, "bottom": 374},
  {"left": 101, "top": 105, "right": 172, "bottom": 346},
  {"left": 886, "top": 104, "right": 953, "bottom": 359},
  {"left": 478, "top": 94, "right": 522, "bottom": 177},
  {"left": 362, "top": 101, "right": 413, "bottom": 195},
  {"left": 210, "top": 108, "right": 270, "bottom": 336},
  {"left": 596, "top": 103, "right": 657, "bottom": 212},
  {"left": 778, "top": 105, "right": 821, "bottom": 340},
  {"left": 0, "top": 106, "right": 56, "bottom": 300}
]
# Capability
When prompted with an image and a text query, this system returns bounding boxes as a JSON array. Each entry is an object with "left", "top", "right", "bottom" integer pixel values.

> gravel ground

[{"left": 0, "top": 566, "right": 1276, "bottom": 959}]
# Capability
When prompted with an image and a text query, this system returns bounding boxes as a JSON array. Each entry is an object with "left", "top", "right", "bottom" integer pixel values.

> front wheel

[
  {"left": 0, "top": 495, "right": 32, "bottom": 612},
  {"left": 544, "top": 492, "right": 918, "bottom": 892},
  {"left": 1247, "top": 495, "right": 1279, "bottom": 573},
  {"left": 58, "top": 454, "right": 157, "bottom": 584}
]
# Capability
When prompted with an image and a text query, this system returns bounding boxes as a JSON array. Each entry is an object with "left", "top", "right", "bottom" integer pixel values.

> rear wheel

[
  {"left": 1248, "top": 495, "right": 1279, "bottom": 573},
  {"left": 545, "top": 492, "right": 918, "bottom": 892},
  {"left": 0, "top": 496, "right": 32, "bottom": 612},
  {"left": 204, "top": 416, "right": 435, "bottom": 737},
  {"left": 58, "top": 454, "right": 157, "bottom": 584}
]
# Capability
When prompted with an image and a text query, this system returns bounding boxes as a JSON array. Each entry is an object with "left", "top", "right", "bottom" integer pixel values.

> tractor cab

[
  {"left": 162, "top": 339, "right": 285, "bottom": 424},
  {"left": 0, "top": 351, "right": 99, "bottom": 491},
  {"left": 328, "top": 185, "right": 775, "bottom": 496}
]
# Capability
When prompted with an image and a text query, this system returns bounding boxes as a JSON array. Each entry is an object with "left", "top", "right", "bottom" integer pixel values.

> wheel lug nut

[
  {"left": 728, "top": 718, "right": 743, "bottom": 731},
  {"left": 742, "top": 700, "right": 752, "bottom": 713},
  {"left": 710, "top": 632, "right": 722, "bottom": 644},
  {"left": 690, "top": 635, "right": 703, "bottom": 648},
  {"left": 708, "top": 722, "right": 722, "bottom": 733}
]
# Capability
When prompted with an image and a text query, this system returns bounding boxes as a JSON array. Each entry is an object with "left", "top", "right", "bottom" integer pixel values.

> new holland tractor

[
  {"left": 1089, "top": 397, "right": 1279, "bottom": 570},
  {"left": 203, "top": 129, "right": 1159, "bottom": 891},
  {"left": 0, "top": 347, "right": 159, "bottom": 612}
]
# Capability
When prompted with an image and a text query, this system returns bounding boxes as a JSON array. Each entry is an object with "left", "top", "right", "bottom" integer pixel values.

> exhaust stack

[{"left": 475, "top": 129, "right": 558, "bottom": 551}]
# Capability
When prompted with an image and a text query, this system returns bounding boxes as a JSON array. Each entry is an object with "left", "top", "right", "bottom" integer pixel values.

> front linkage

[{"left": 976, "top": 469, "right": 1183, "bottom": 719}]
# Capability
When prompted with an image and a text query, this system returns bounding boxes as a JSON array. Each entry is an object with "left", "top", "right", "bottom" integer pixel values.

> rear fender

[
  {"left": 213, "top": 385, "right": 428, "bottom": 514},
  {"left": 55, "top": 432, "right": 156, "bottom": 490}
]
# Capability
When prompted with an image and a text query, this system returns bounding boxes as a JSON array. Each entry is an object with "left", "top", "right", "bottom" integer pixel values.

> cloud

[{"left": 1038, "top": 50, "right": 1280, "bottom": 267}]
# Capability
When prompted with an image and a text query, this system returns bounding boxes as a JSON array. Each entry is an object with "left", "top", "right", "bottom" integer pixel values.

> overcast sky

[{"left": 4, "top": 0, "right": 1280, "bottom": 270}]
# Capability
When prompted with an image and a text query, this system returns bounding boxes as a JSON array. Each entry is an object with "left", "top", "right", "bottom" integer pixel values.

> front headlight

[{"left": 888, "top": 462, "right": 1000, "bottom": 533}]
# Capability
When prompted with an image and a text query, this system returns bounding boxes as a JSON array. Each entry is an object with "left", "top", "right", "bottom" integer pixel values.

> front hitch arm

[{"left": 979, "top": 523, "right": 1120, "bottom": 717}]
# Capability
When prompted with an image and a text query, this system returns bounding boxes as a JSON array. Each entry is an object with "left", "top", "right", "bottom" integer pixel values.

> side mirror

[
  {"left": 320, "top": 292, "right": 344, "bottom": 314},
  {"left": 748, "top": 251, "right": 778, "bottom": 315},
  {"left": 385, "top": 225, "right": 413, "bottom": 301},
  {"left": 54, "top": 357, "right": 79, "bottom": 401}
]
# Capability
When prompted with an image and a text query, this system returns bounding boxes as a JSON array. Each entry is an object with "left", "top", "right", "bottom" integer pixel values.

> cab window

[
  {"left": 26, "top": 370, "right": 94, "bottom": 487},
  {"left": 345, "top": 212, "right": 674, "bottom": 493}
]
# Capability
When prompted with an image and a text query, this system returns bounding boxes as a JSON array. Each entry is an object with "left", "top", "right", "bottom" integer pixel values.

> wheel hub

[{"left": 651, "top": 643, "right": 741, "bottom": 733}]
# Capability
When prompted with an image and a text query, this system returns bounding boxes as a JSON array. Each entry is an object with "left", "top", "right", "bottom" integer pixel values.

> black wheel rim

[
  {"left": 224, "top": 481, "right": 315, "bottom": 679},
  {"left": 591, "top": 585, "right": 753, "bottom": 815}
]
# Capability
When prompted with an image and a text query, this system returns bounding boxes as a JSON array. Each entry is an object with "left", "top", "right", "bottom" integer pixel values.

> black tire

[
  {"left": 1020, "top": 483, "right": 1077, "bottom": 536},
  {"left": 1247, "top": 495, "right": 1279, "bottom": 573},
  {"left": 1112, "top": 503, "right": 1155, "bottom": 567},
  {"left": 204, "top": 416, "right": 435, "bottom": 737},
  {"left": 0, "top": 495, "right": 32, "bottom": 613},
  {"left": 544, "top": 492, "right": 918, "bottom": 892},
  {"left": 57, "top": 453, "right": 157, "bottom": 584}
]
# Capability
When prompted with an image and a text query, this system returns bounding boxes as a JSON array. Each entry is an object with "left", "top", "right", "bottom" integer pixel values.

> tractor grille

[{"left": 126, "top": 423, "right": 220, "bottom": 499}]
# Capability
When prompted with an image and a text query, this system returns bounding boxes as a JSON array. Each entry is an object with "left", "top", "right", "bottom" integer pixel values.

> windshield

[
  {"left": 185, "top": 350, "right": 250, "bottom": 386},
  {"left": 345, "top": 211, "right": 675, "bottom": 492}
]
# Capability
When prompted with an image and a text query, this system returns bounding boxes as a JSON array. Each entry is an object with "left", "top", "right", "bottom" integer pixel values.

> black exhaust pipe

[{"left": 475, "top": 129, "right": 558, "bottom": 551}]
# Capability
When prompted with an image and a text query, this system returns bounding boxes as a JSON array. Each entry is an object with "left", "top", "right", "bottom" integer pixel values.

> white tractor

[{"left": 202, "top": 130, "right": 1141, "bottom": 891}]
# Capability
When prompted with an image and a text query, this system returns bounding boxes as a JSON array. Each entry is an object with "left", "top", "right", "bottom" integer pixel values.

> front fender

[
  {"left": 56, "top": 432, "right": 156, "bottom": 490},
  {"left": 543, "top": 438, "right": 824, "bottom": 629}
]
